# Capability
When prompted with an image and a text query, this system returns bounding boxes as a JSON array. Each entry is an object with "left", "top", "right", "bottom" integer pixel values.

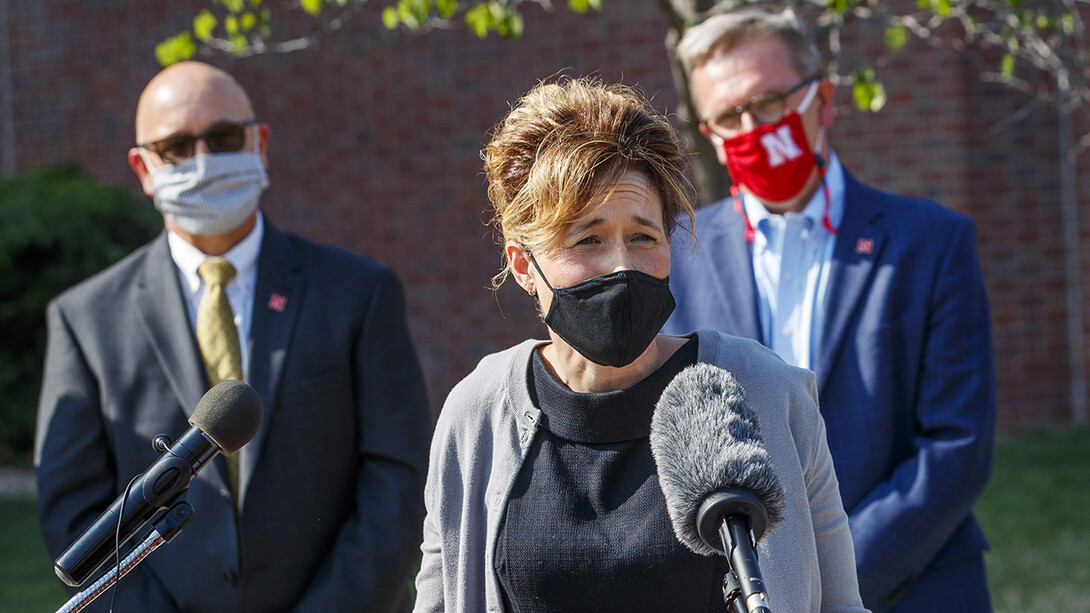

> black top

[{"left": 494, "top": 337, "right": 728, "bottom": 612}]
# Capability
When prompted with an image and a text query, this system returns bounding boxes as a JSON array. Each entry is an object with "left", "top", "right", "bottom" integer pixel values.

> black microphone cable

[
  {"left": 107, "top": 433, "right": 190, "bottom": 612},
  {"left": 108, "top": 472, "right": 141, "bottom": 613}
]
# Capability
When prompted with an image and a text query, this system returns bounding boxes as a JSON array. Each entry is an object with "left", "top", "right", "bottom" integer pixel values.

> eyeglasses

[
  {"left": 703, "top": 77, "right": 819, "bottom": 135},
  {"left": 138, "top": 119, "right": 257, "bottom": 164}
]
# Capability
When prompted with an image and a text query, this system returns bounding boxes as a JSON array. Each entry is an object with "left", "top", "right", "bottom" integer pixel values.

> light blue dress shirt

[{"left": 742, "top": 153, "right": 845, "bottom": 369}]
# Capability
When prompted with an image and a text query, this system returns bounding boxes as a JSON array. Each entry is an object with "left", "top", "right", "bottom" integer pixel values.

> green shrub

[{"left": 0, "top": 165, "right": 161, "bottom": 465}]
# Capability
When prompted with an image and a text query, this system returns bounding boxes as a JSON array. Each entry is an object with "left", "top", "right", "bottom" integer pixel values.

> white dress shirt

[{"left": 168, "top": 212, "right": 264, "bottom": 381}]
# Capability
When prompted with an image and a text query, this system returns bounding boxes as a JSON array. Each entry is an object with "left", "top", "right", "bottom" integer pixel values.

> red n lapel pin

[
  {"left": 267, "top": 293, "right": 287, "bottom": 312},
  {"left": 855, "top": 238, "right": 874, "bottom": 255}
]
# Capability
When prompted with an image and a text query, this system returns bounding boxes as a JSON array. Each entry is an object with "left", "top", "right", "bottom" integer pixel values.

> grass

[
  {"left": 976, "top": 426, "right": 1090, "bottom": 611},
  {"left": 0, "top": 499, "right": 67, "bottom": 611},
  {"left": 1, "top": 427, "right": 1087, "bottom": 612}
]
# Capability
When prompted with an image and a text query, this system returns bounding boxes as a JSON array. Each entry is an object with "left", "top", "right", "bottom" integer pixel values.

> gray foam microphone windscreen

[
  {"left": 650, "top": 363, "right": 785, "bottom": 556},
  {"left": 190, "top": 379, "right": 263, "bottom": 454}
]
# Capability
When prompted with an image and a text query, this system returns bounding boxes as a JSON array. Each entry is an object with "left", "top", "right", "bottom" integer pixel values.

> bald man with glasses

[
  {"left": 662, "top": 9, "right": 997, "bottom": 612},
  {"left": 35, "top": 61, "right": 432, "bottom": 613}
]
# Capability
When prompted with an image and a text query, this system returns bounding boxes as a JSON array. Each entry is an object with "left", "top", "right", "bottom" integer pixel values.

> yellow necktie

[
  {"left": 197, "top": 258, "right": 242, "bottom": 385},
  {"left": 196, "top": 257, "right": 243, "bottom": 504}
]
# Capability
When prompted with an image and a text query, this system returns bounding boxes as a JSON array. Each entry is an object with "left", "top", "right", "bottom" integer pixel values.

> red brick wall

[{"left": 4, "top": 0, "right": 1085, "bottom": 430}]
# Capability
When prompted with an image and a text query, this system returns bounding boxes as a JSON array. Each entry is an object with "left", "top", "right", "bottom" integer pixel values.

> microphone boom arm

[{"left": 55, "top": 502, "right": 195, "bottom": 613}]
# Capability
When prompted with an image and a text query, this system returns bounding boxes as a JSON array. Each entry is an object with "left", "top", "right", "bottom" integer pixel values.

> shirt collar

[
  {"left": 740, "top": 151, "right": 846, "bottom": 232},
  {"left": 168, "top": 211, "right": 265, "bottom": 296}
]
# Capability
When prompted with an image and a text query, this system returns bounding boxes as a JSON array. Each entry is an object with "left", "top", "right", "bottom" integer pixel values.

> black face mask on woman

[{"left": 528, "top": 252, "right": 676, "bottom": 368}]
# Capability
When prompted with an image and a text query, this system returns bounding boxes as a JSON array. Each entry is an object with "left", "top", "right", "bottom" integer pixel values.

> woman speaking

[{"left": 414, "top": 77, "right": 866, "bottom": 612}]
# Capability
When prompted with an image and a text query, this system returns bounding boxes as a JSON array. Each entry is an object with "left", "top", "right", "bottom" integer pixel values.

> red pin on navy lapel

[
  {"left": 267, "top": 293, "right": 287, "bottom": 312},
  {"left": 855, "top": 238, "right": 874, "bottom": 255}
]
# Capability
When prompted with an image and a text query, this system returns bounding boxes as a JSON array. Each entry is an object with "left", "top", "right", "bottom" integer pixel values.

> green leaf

[
  {"left": 884, "top": 25, "right": 909, "bottom": 51},
  {"left": 193, "top": 9, "right": 218, "bottom": 42},
  {"left": 216, "top": 0, "right": 246, "bottom": 13},
  {"left": 1061, "top": 13, "right": 1075, "bottom": 36},
  {"left": 499, "top": 8, "right": 524, "bottom": 39},
  {"left": 230, "top": 32, "right": 248, "bottom": 53},
  {"left": 568, "top": 0, "right": 604, "bottom": 13},
  {"left": 852, "top": 66, "right": 875, "bottom": 84},
  {"left": 155, "top": 32, "right": 197, "bottom": 67},
  {"left": 465, "top": 3, "right": 491, "bottom": 38},
  {"left": 412, "top": 0, "right": 433, "bottom": 23},
  {"left": 437, "top": 0, "right": 458, "bottom": 19},
  {"left": 240, "top": 11, "right": 257, "bottom": 31},
  {"left": 224, "top": 14, "right": 239, "bottom": 34},
  {"left": 300, "top": 0, "right": 323, "bottom": 17},
  {"left": 398, "top": 0, "right": 423, "bottom": 30},
  {"left": 868, "top": 82, "right": 886, "bottom": 111},
  {"left": 852, "top": 82, "right": 886, "bottom": 112},
  {"left": 851, "top": 67, "right": 886, "bottom": 112},
  {"left": 381, "top": 6, "right": 400, "bottom": 29},
  {"left": 1000, "top": 53, "right": 1015, "bottom": 77},
  {"left": 249, "top": 0, "right": 263, "bottom": 7},
  {"left": 257, "top": 8, "right": 272, "bottom": 35},
  {"left": 916, "top": 0, "right": 950, "bottom": 17}
]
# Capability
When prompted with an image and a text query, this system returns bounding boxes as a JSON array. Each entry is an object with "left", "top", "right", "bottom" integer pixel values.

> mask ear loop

[
  {"left": 804, "top": 82, "right": 838, "bottom": 235},
  {"left": 137, "top": 147, "right": 160, "bottom": 170},
  {"left": 795, "top": 79, "right": 819, "bottom": 114},
  {"left": 813, "top": 128, "right": 838, "bottom": 235},
  {"left": 251, "top": 123, "right": 261, "bottom": 154},
  {"left": 731, "top": 187, "right": 756, "bottom": 243},
  {"left": 524, "top": 248, "right": 556, "bottom": 293}
]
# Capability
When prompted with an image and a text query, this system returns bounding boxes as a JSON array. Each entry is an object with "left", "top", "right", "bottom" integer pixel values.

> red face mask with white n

[{"left": 709, "top": 81, "right": 820, "bottom": 203}]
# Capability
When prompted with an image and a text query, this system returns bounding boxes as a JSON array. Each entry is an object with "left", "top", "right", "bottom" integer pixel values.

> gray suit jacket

[{"left": 36, "top": 221, "right": 432, "bottom": 613}]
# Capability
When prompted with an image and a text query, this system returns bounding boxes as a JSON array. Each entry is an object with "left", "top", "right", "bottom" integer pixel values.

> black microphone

[
  {"left": 54, "top": 380, "right": 263, "bottom": 588},
  {"left": 650, "top": 363, "right": 786, "bottom": 613}
]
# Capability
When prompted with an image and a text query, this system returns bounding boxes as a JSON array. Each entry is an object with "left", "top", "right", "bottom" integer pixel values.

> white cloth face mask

[{"left": 144, "top": 129, "right": 269, "bottom": 236}]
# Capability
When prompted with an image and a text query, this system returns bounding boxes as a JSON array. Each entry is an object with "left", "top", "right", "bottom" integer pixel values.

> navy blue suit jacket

[
  {"left": 664, "top": 171, "right": 996, "bottom": 610},
  {"left": 36, "top": 221, "right": 432, "bottom": 612}
]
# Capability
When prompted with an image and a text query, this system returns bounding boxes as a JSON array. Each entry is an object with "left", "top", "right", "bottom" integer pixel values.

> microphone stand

[{"left": 54, "top": 501, "right": 195, "bottom": 613}]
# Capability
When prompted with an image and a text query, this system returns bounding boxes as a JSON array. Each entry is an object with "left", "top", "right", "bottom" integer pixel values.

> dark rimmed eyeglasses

[
  {"left": 703, "top": 76, "right": 819, "bottom": 136},
  {"left": 138, "top": 119, "right": 258, "bottom": 164}
]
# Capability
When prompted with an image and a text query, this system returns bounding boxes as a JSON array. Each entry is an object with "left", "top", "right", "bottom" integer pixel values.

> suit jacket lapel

[
  {"left": 133, "top": 233, "right": 208, "bottom": 419},
  {"left": 816, "top": 172, "right": 886, "bottom": 389},
  {"left": 242, "top": 221, "right": 304, "bottom": 501},
  {"left": 708, "top": 197, "right": 763, "bottom": 341}
]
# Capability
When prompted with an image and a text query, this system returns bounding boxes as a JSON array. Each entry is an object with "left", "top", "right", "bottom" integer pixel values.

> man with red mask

[{"left": 662, "top": 8, "right": 996, "bottom": 612}]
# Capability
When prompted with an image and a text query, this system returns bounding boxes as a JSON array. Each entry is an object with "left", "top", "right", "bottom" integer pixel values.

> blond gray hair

[{"left": 676, "top": 8, "right": 823, "bottom": 79}]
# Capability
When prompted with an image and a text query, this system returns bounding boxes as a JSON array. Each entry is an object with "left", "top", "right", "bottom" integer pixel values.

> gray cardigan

[{"left": 415, "top": 331, "right": 867, "bottom": 612}]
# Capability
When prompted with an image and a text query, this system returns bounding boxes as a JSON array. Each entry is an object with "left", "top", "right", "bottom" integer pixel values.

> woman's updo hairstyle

[{"left": 483, "top": 76, "right": 695, "bottom": 286}]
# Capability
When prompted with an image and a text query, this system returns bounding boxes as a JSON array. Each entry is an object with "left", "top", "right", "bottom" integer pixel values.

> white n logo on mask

[{"left": 759, "top": 125, "right": 804, "bottom": 168}]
